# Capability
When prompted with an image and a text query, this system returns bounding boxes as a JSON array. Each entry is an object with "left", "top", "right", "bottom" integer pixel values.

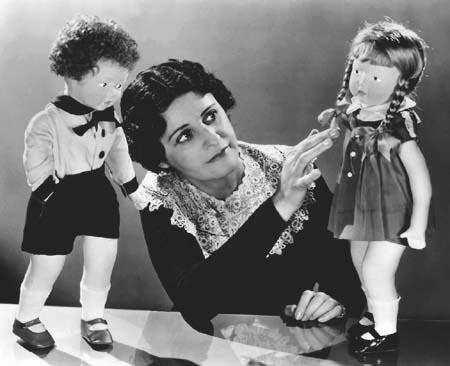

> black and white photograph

[{"left": 0, "top": 0, "right": 449, "bottom": 365}]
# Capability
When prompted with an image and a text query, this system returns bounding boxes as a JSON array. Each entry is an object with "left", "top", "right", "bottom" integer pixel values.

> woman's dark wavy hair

[
  {"left": 49, "top": 15, "right": 140, "bottom": 80},
  {"left": 121, "top": 59, "right": 236, "bottom": 173}
]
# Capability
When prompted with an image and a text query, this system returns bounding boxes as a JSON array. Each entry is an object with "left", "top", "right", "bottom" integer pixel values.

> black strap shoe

[
  {"left": 347, "top": 311, "right": 374, "bottom": 340},
  {"left": 81, "top": 318, "right": 113, "bottom": 349},
  {"left": 13, "top": 318, "right": 55, "bottom": 349},
  {"left": 350, "top": 327, "right": 399, "bottom": 354}
]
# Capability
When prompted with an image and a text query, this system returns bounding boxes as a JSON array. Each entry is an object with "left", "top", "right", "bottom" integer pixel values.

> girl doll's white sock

[
  {"left": 359, "top": 286, "right": 374, "bottom": 326},
  {"left": 16, "top": 283, "right": 52, "bottom": 323},
  {"left": 362, "top": 296, "right": 400, "bottom": 339},
  {"left": 80, "top": 282, "right": 111, "bottom": 330}
]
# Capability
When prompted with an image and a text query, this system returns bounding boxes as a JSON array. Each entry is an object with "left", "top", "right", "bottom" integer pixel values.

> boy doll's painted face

[
  {"left": 68, "top": 60, "right": 129, "bottom": 110},
  {"left": 349, "top": 58, "right": 401, "bottom": 107}
]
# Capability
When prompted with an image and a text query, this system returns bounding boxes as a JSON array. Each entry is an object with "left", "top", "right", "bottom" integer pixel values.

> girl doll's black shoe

[
  {"left": 350, "top": 328, "right": 399, "bottom": 354},
  {"left": 347, "top": 311, "right": 374, "bottom": 340},
  {"left": 80, "top": 318, "right": 113, "bottom": 349},
  {"left": 13, "top": 318, "right": 55, "bottom": 349}
]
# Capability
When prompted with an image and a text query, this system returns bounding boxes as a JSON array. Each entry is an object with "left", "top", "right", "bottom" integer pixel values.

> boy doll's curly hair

[{"left": 49, "top": 15, "right": 140, "bottom": 80}]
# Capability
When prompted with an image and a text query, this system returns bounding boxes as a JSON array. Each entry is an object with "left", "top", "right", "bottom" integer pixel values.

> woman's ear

[
  {"left": 158, "top": 162, "right": 170, "bottom": 170},
  {"left": 90, "top": 64, "right": 100, "bottom": 77}
]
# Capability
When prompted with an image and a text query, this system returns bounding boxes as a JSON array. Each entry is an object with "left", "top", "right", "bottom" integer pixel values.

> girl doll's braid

[
  {"left": 382, "top": 79, "right": 410, "bottom": 128},
  {"left": 336, "top": 58, "right": 354, "bottom": 103}
]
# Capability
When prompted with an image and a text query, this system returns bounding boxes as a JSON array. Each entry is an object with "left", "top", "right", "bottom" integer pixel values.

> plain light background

[{"left": 1, "top": 0, "right": 448, "bottom": 319}]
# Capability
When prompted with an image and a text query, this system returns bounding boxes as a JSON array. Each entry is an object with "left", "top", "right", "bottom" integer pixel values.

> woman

[{"left": 121, "top": 59, "right": 364, "bottom": 334}]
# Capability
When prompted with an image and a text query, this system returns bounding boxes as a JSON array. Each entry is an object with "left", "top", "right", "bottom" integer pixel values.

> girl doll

[
  {"left": 13, "top": 15, "right": 140, "bottom": 349},
  {"left": 318, "top": 20, "right": 431, "bottom": 354}
]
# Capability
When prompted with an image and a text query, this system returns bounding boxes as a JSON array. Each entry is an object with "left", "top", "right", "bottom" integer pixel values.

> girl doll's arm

[{"left": 398, "top": 140, "right": 432, "bottom": 249}]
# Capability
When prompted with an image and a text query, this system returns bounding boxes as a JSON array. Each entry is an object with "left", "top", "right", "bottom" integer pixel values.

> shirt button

[
  {"left": 101, "top": 129, "right": 106, "bottom": 137},
  {"left": 347, "top": 172, "right": 353, "bottom": 178},
  {"left": 99, "top": 151, "right": 105, "bottom": 159},
  {"left": 350, "top": 151, "right": 356, "bottom": 157}
]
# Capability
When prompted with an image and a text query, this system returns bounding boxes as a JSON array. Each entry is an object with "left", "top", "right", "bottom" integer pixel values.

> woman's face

[
  {"left": 349, "top": 58, "right": 401, "bottom": 106},
  {"left": 159, "top": 92, "right": 241, "bottom": 186}
]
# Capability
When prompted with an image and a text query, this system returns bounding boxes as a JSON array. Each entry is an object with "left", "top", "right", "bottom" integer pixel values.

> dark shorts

[{"left": 21, "top": 167, "right": 120, "bottom": 255}]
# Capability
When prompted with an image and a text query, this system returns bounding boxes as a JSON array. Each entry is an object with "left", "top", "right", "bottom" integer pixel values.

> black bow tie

[{"left": 52, "top": 95, "right": 120, "bottom": 136}]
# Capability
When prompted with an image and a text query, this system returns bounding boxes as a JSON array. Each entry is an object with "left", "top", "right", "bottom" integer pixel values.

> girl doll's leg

[
  {"left": 348, "top": 241, "right": 374, "bottom": 338},
  {"left": 79, "top": 236, "right": 117, "bottom": 347},
  {"left": 352, "top": 241, "right": 405, "bottom": 353},
  {"left": 14, "top": 254, "right": 66, "bottom": 347}
]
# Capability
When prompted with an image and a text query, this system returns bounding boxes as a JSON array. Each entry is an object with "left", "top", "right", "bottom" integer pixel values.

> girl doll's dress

[{"left": 322, "top": 97, "right": 421, "bottom": 245}]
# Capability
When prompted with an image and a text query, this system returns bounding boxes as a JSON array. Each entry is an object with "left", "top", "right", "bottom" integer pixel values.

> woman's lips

[{"left": 208, "top": 145, "right": 229, "bottom": 163}]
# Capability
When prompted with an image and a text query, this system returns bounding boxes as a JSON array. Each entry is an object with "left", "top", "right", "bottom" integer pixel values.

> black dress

[{"left": 139, "top": 175, "right": 364, "bottom": 334}]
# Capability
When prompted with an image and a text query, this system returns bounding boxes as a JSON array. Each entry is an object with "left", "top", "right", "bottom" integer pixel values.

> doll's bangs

[{"left": 352, "top": 42, "right": 393, "bottom": 67}]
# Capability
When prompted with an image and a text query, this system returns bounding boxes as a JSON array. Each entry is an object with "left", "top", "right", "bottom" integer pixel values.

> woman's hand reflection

[{"left": 287, "top": 322, "right": 343, "bottom": 354}]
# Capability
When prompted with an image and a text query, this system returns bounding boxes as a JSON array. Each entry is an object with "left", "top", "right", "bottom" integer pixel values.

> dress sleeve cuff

[{"left": 120, "top": 176, "right": 139, "bottom": 197}]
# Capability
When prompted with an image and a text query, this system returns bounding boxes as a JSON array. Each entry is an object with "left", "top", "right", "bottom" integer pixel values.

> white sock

[
  {"left": 79, "top": 282, "right": 110, "bottom": 321},
  {"left": 362, "top": 296, "right": 400, "bottom": 339},
  {"left": 359, "top": 287, "right": 373, "bottom": 325},
  {"left": 16, "top": 283, "right": 52, "bottom": 323}
]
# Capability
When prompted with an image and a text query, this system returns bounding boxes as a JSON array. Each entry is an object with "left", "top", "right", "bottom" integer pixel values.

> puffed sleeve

[
  {"left": 105, "top": 126, "right": 138, "bottom": 196},
  {"left": 391, "top": 110, "right": 420, "bottom": 143},
  {"left": 23, "top": 111, "right": 56, "bottom": 193}
]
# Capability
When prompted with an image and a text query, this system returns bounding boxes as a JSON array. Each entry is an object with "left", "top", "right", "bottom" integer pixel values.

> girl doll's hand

[
  {"left": 317, "top": 108, "right": 336, "bottom": 127},
  {"left": 400, "top": 228, "right": 426, "bottom": 249}
]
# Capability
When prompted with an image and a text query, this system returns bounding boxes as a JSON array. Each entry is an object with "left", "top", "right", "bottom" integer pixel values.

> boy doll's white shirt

[{"left": 23, "top": 103, "right": 135, "bottom": 191}]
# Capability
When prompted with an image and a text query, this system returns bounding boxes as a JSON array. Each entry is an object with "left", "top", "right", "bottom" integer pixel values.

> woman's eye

[
  {"left": 176, "top": 129, "right": 192, "bottom": 144},
  {"left": 203, "top": 110, "right": 217, "bottom": 125},
  {"left": 373, "top": 76, "right": 380, "bottom": 81},
  {"left": 354, "top": 69, "right": 359, "bottom": 74},
  {"left": 115, "top": 83, "right": 123, "bottom": 90},
  {"left": 99, "top": 82, "right": 108, "bottom": 88}
]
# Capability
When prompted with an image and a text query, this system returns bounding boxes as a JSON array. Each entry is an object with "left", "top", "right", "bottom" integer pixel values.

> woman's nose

[{"left": 202, "top": 125, "right": 222, "bottom": 148}]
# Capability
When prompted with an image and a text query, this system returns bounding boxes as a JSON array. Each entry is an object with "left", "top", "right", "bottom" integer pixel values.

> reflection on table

[{"left": 1, "top": 304, "right": 448, "bottom": 365}]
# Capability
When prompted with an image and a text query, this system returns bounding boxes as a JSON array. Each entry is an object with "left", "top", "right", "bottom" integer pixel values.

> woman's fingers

[
  {"left": 309, "top": 297, "right": 338, "bottom": 320},
  {"left": 294, "top": 127, "right": 339, "bottom": 152},
  {"left": 301, "top": 292, "right": 330, "bottom": 321},
  {"left": 317, "top": 304, "right": 344, "bottom": 323},
  {"left": 296, "top": 168, "right": 321, "bottom": 189},
  {"left": 294, "top": 289, "right": 319, "bottom": 320},
  {"left": 292, "top": 138, "right": 333, "bottom": 173}
]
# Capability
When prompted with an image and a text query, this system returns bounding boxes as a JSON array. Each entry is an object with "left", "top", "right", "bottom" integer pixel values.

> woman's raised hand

[{"left": 272, "top": 128, "right": 339, "bottom": 221}]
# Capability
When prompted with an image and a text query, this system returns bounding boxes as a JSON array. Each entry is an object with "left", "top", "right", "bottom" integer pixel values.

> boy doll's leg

[
  {"left": 14, "top": 254, "right": 66, "bottom": 348},
  {"left": 79, "top": 236, "right": 117, "bottom": 348},
  {"left": 80, "top": 236, "right": 117, "bottom": 323},
  {"left": 17, "top": 254, "right": 66, "bottom": 325}
]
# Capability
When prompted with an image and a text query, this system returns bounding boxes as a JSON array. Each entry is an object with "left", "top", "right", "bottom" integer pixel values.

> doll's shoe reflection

[
  {"left": 351, "top": 349, "right": 399, "bottom": 366},
  {"left": 99, "top": 340, "right": 200, "bottom": 366},
  {"left": 16, "top": 341, "right": 54, "bottom": 357},
  {"left": 17, "top": 342, "right": 88, "bottom": 366}
]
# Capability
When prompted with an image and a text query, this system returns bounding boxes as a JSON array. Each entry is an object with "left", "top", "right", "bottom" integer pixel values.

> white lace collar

[{"left": 133, "top": 142, "right": 315, "bottom": 258}]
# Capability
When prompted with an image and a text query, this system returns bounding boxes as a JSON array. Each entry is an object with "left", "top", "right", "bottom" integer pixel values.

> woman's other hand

[
  {"left": 284, "top": 283, "right": 345, "bottom": 323},
  {"left": 272, "top": 128, "right": 339, "bottom": 221}
]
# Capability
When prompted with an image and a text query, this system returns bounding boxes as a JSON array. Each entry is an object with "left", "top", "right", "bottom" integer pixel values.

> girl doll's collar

[{"left": 346, "top": 96, "right": 416, "bottom": 121}]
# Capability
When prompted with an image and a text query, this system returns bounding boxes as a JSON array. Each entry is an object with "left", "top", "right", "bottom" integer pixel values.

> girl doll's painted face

[
  {"left": 69, "top": 59, "right": 129, "bottom": 110},
  {"left": 159, "top": 92, "right": 241, "bottom": 186},
  {"left": 349, "top": 58, "right": 401, "bottom": 106}
]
